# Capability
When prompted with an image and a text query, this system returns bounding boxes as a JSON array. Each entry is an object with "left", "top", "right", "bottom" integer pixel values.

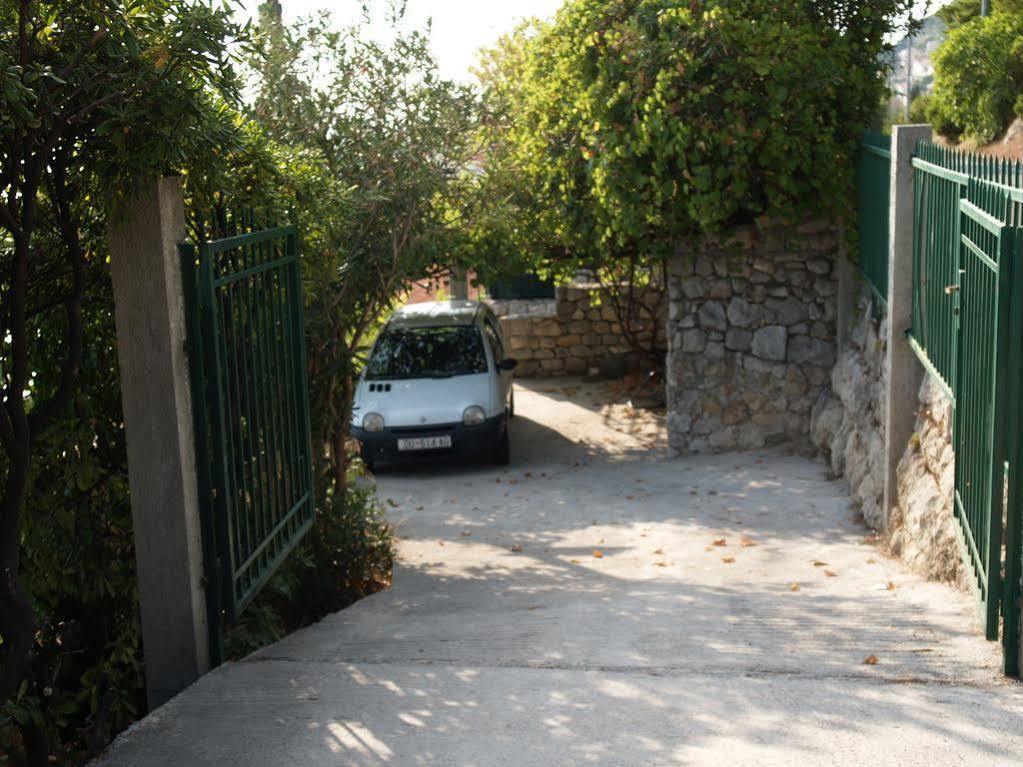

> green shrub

[
  {"left": 1, "top": 274, "right": 143, "bottom": 767},
  {"left": 908, "top": 93, "right": 933, "bottom": 125},
  {"left": 225, "top": 478, "right": 394, "bottom": 660},
  {"left": 929, "top": 11, "right": 1023, "bottom": 142}
]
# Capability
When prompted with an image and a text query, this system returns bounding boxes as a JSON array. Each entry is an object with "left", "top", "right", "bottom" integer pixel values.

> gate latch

[{"left": 945, "top": 284, "right": 960, "bottom": 295}]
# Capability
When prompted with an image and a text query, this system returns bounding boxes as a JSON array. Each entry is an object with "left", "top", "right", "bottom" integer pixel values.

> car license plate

[{"left": 397, "top": 435, "right": 452, "bottom": 452}]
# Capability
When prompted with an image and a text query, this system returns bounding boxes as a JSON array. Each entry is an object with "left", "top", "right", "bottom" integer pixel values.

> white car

[{"left": 352, "top": 301, "right": 517, "bottom": 469}]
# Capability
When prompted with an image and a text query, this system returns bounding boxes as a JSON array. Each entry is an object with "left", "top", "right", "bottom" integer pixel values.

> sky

[
  {"left": 240, "top": 0, "right": 952, "bottom": 84},
  {"left": 241, "top": 0, "right": 565, "bottom": 82}
]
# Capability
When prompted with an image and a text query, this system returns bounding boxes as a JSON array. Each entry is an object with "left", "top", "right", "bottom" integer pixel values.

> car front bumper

[{"left": 353, "top": 414, "right": 506, "bottom": 463}]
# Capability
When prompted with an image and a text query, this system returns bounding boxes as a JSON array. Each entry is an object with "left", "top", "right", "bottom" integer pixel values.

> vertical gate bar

[
  {"left": 200, "top": 243, "right": 239, "bottom": 622},
  {"left": 272, "top": 241, "right": 297, "bottom": 530},
  {"left": 220, "top": 276, "right": 246, "bottom": 597},
  {"left": 271, "top": 246, "right": 298, "bottom": 521},
  {"left": 179, "top": 243, "right": 224, "bottom": 667},
  {"left": 237, "top": 257, "right": 260, "bottom": 589},
  {"left": 254, "top": 242, "right": 280, "bottom": 563},
  {"left": 263, "top": 248, "right": 288, "bottom": 550},
  {"left": 985, "top": 196, "right": 1012, "bottom": 638},
  {"left": 256, "top": 238, "right": 280, "bottom": 560},
  {"left": 230, "top": 269, "right": 257, "bottom": 599},
  {"left": 920, "top": 166, "right": 928, "bottom": 341},
  {"left": 1002, "top": 228, "right": 1023, "bottom": 676},
  {"left": 219, "top": 277, "right": 246, "bottom": 599},
  {"left": 288, "top": 226, "right": 316, "bottom": 519},
  {"left": 247, "top": 238, "right": 273, "bottom": 571},
  {"left": 280, "top": 242, "right": 304, "bottom": 521}
]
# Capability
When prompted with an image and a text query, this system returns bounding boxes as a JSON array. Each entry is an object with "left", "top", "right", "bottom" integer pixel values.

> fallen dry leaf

[
  {"left": 570, "top": 558, "right": 581, "bottom": 564},
  {"left": 824, "top": 570, "right": 838, "bottom": 577},
  {"left": 867, "top": 557, "right": 877, "bottom": 564},
  {"left": 415, "top": 506, "right": 424, "bottom": 511},
  {"left": 712, "top": 538, "right": 727, "bottom": 547},
  {"left": 653, "top": 548, "right": 664, "bottom": 555},
  {"left": 460, "top": 531, "right": 471, "bottom": 537},
  {"left": 626, "top": 495, "right": 636, "bottom": 500},
  {"left": 524, "top": 472, "right": 533, "bottom": 478},
  {"left": 509, "top": 544, "right": 523, "bottom": 553},
  {"left": 386, "top": 498, "right": 399, "bottom": 508},
  {"left": 655, "top": 562, "right": 668, "bottom": 568},
  {"left": 593, "top": 550, "right": 604, "bottom": 559},
  {"left": 438, "top": 541, "right": 445, "bottom": 547},
  {"left": 722, "top": 557, "right": 736, "bottom": 564},
  {"left": 886, "top": 581, "right": 897, "bottom": 591},
  {"left": 789, "top": 582, "right": 801, "bottom": 592},
  {"left": 739, "top": 536, "right": 757, "bottom": 547},
  {"left": 812, "top": 561, "right": 829, "bottom": 567},
  {"left": 863, "top": 655, "right": 879, "bottom": 666}
]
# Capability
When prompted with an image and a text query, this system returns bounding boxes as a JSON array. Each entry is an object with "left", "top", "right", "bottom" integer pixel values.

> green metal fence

[
  {"left": 910, "top": 143, "right": 1023, "bottom": 396},
  {"left": 181, "top": 213, "right": 315, "bottom": 660},
  {"left": 953, "top": 179, "right": 1016, "bottom": 641},
  {"left": 907, "top": 143, "right": 1023, "bottom": 676},
  {"left": 857, "top": 131, "right": 891, "bottom": 304}
]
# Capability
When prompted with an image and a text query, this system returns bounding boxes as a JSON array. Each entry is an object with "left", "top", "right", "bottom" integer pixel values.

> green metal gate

[
  {"left": 181, "top": 214, "right": 315, "bottom": 661},
  {"left": 952, "top": 179, "right": 1017, "bottom": 642},
  {"left": 908, "top": 143, "right": 1023, "bottom": 676}
]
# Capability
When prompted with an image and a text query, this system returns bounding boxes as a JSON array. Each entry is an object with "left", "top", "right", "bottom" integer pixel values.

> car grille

[{"left": 390, "top": 424, "right": 456, "bottom": 435}]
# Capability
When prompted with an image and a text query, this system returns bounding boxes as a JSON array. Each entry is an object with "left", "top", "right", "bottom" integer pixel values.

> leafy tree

[
  {"left": 928, "top": 9, "right": 1023, "bottom": 142},
  {"left": 472, "top": 0, "right": 914, "bottom": 363},
  {"left": 937, "top": 0, "right": 1023, "bottom": 27},
  {"left": 0, "top": 0, "right": 242, "bottom": 733},
  {"left": 247, "top": 6, "right": 485, "bottom": 489}
]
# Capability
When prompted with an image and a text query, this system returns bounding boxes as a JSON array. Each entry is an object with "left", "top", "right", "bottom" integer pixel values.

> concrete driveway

[{"left": 99, "top": 379, "right": 1023, "bottom": 766}]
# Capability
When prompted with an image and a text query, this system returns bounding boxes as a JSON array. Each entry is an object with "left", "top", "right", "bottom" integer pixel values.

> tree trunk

[
  {"left": 330, "top": 374, "right": 355, "bottom": 492},
  {"left": 0, "top": 447, "right": 35, "bottom": 705}
]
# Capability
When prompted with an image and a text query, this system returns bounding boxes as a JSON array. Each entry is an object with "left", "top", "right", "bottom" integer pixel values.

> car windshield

[{"left": 366, "top": 325, "right": 488, "bottom": 380}]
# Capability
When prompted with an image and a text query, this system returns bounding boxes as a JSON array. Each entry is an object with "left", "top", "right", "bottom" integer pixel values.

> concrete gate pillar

[
  {"left": 883, "top": 125, "right": 932, "bottom": 519},
  {"left": 108, "top": 177, "right": 209, "bottom": 708}
]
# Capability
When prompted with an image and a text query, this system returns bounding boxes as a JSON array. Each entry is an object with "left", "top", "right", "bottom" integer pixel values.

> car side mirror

[{"left": 498, "top": 358, "right": 518, "bottom": 371}]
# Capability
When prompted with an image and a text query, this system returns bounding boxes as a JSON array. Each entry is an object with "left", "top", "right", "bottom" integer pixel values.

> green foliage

[
  {"left": 937, "top": 0, "right": 1023, "bottom": 27},
  {"left": 247, "top": 6, "right": 486, "bottom": 487},
  {"left": 928, "top": 10, "right": 1023, "bottom": 142},
  {"left": 477, "top": 0, "right": 913, "bottom": 277},
  {"left": 1, "top": 0, "right": 253, "bottom": 760},
  {"left": 909, "top": 92, "right": 934, "bottom": 125},
  {"left": 225, "top": 478, "right": 394, "bottom": 660},
  {"left": 0, "top": 252, "right": 142, "bottom": 764}
]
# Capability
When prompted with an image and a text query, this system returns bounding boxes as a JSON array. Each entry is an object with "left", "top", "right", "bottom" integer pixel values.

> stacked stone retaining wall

[
  {"left": 491, "top": 285, "right": 665, "bottom": 378},
  {"left": 665, "top": 222, "right": 838, "bottom": 454},
  {"left": 810, "top": 288, "right": 963, "bottom": 585}
]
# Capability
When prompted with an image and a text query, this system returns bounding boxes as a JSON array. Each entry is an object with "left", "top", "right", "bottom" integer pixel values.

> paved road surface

[{"left": 98, "top": 379, "right": 1023, "bottom": 766}]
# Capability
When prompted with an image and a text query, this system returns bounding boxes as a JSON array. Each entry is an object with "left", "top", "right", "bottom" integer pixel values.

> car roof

[{"left": 387, "top": 300, "right": 490, "bottom": 329}]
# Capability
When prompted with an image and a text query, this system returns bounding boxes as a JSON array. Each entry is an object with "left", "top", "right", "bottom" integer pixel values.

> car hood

[{"left": 353, "top": 373, "right": 492, "bottom": 428}]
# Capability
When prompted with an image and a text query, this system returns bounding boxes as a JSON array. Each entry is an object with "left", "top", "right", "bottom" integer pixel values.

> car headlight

[
  {"left": 363, "top": 412, "right": 385, "bottom": 432},
  {"left": 462, "top": 405, "right": 486, "bottom": 426}
]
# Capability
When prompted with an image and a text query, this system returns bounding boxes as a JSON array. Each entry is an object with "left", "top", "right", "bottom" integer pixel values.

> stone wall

[
  {"left": 810, "top": 293, "right": 888, "bottom": 529},
  {"left": 810, "top": 287, "right": 963, "bottom": 585},
  {"left": 890, "top": 375, "right": 962, "bottom": 584},
  {"left": 493, "top": 285, "right": 665, "bottom": 378},
  {"left": 665, "top": 222, "right": 838, "bottom": 454}
]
